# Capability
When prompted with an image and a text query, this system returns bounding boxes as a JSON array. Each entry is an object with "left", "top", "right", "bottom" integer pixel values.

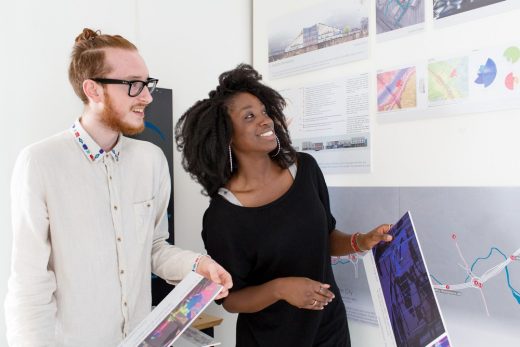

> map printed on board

[
  {"left": 377, "top": 67, "right": 417, "bottom": 112},
  {"left": 428, "top": 57, "right": 469, "bottom": 104},
  {"left": 329, "top": 187, "right": 520, "bottom": 347}
]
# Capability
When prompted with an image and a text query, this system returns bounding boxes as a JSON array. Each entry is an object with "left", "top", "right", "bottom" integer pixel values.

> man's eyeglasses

[{"left": 91, "top": 77, "right": 159, "bottom": 97}]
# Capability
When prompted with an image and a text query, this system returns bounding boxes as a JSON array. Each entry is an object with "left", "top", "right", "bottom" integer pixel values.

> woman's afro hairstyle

[{"left": 175, "top": 64, "right": 296, "bottom": 197}]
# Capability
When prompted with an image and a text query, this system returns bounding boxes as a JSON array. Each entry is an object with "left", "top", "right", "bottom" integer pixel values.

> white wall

[
  {"left": 0, "top": 1, "right": 250, "bottom": 346},
  {"left": 253, "top": 0, "right": 520, "bottom": 187},
  {"left": 252, "top": 1, "right": 520, "bottom": 346}
]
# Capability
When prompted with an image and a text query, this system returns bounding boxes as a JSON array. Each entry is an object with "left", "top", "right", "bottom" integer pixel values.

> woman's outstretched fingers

[{"left": 316, "top": 284, "right": 334, "bottom": 302}]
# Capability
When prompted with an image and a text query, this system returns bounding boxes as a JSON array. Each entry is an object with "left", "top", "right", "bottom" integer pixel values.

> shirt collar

[{"left": 70, "top": 119, "right": 121, "bottom": 163}]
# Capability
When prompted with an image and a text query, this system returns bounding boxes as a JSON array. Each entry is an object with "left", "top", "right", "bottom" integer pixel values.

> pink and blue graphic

[
  {"left": 377, "top": 67, "right": 417, "bottom": 112},
  {"left": 139, "top": 278, "right": 221, "bottom": 347}
]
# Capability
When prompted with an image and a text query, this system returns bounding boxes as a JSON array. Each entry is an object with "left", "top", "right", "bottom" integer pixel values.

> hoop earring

[
  {"left": 228, "top": 144, "right": 233, "bottom": 172},
  {"left": 271, "top": 135, "right": 281, "bottom": 157}
]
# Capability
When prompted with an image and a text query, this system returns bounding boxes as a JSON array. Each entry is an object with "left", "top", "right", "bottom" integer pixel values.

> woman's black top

[{"left": 202, "top": 152, "right": 350, "bottom": 346}]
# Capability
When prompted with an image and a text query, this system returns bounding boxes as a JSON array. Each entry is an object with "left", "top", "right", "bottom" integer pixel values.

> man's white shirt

[{"left": 5, "top": 120, "right": 199, "bottom": 347}]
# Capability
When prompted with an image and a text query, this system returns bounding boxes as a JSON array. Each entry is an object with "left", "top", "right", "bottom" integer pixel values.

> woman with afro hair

[{"left": 175, "top": 64, "right": 392, "bottom": 346}]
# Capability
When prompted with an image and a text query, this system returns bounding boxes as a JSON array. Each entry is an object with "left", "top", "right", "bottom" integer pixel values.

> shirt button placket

[{"left": 105, "top": 156, "right": 129, "bottom": 333}]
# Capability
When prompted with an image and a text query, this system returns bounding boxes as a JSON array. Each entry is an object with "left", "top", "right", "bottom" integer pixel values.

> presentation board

[{"left": 330, "top": 187, "right": 520, "bottom": 346}]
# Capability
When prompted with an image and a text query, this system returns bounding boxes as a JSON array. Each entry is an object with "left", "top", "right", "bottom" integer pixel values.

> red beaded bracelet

[{"left": 350, "top": 232, "right": 365, "bottom": 253}]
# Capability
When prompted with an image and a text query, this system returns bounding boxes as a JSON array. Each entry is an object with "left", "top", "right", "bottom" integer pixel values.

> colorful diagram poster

[
  {"left": 377, "top": 44, "right": 520, "bottom": 119},
  {"left": 267, "top": 0, "right": 369, "bottom": 79},
  {"left": 377, "top": 67, "right": 418, "bottom": 112},
  {"left": 428, "top": 57, "right": 469, "bottom": 104},
  {"left": 119, "top": 272, "right": 222, "bottom": 347},
  {"left": 470, "top": 46, "right": 520, "bottom": 97},
  {"left": 376, "top": 0, "right": 425, "bottom": 42}
]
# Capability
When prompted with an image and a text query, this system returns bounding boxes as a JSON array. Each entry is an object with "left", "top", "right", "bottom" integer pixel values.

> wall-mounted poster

[
  {"left": 130, "top": 87, "right": 175, "bottom": 304},
  {"left": 377, "top": 66, "right": 418, "bottom": 112},
  {"left": 428, "top": 56, "right": 469, "bottom": 104},
  {"left": 377, "top": 44, "right": 520, "bottom": 120},
  {"left": 376, "top": 0, "right": 425, "bottom": 42},
  {"left": 329, "top": 187, "right": 520, "bottom": 347},
  {"left": 268, "top": 0, "right": 369, "bottom": 79},
  {"left": 433, "top": 0, "right": 520, "bottom": 27},
  {"left": 280, "top": 73, "right": 371, "bottom": 174}
]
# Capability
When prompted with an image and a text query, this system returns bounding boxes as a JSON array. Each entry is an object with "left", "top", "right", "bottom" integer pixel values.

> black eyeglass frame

[{"left": 91, "top": 77, "right": 159, "bottom": 97}]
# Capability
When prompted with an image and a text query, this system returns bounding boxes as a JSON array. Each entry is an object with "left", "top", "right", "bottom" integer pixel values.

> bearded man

[{"left": 5, "top": 28, "right": 232, "bottom": 347}]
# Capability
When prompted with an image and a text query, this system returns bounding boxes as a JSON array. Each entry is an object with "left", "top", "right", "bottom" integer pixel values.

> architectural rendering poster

[
  {"left": 279, "top": 73, "right": 371, "bottom": 174},
  {"left": 328, "top": 187, "right": 520, "bottom": 347},
  {"left": 376, "top": 0, "right": 425, "bottom": 42},
  {"left": 376, "top": 44, "right": 520, "bottom": 120},
  {"left": 267, "top": 0, "right": 369, "bottom": 79},
  {"left": 433, "top": 0, "right": 520, "bottom": 27}
]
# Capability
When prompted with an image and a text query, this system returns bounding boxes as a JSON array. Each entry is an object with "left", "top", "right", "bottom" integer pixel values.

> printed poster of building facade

[{"left": 268, "top": 0, "right": 369, "bottom": 78}]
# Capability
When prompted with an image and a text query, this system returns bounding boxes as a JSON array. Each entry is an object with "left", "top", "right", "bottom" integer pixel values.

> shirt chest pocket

[{"left": 133, "top": 198, "right": 155, "bottom": 244}]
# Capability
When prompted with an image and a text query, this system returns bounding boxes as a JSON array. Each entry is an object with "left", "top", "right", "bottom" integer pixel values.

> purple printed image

[
  {"left": 373, "top": 212, "right": 450, "bottom": 347},
  {"left": 433, "top": 335, "right": 451, "bottom": 347},
  {"left": 138, "top": 278, "right": 221, "bottom": 347}
]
